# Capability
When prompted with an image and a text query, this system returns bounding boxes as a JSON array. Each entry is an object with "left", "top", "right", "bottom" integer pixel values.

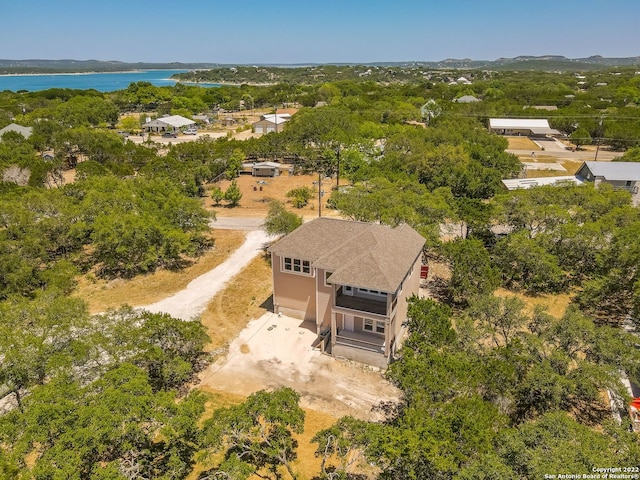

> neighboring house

[
  {"left": 246, "top": 161, "right": 281, "bottom": 177},
  {"left": 268, "top": 218, "right": 425, "bottom": 368},
  {"left": 576, "top": 161, "right": 640, "bottom": 205},
  {"left": 142, "top": 115, "right": 195, "bottom": 133},
  {"left": 41, "top": 150, "right": 55, "bottom": 161},
  {"left": 192, "top": 114, "right": 211, "bottom": 124},
  {"left": 252, "top": 113, "right": 290, "bottom": 134},
  {"left": 0, "top": 123, "right": 33, "bottom": 140},
  {"left": 489, "top": 118, "right": 561, "bottom": 137}
]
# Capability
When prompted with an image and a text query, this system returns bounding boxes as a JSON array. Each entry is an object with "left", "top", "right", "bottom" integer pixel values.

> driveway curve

[{"left": 142, "top": 229, "right": 272, "bottom": 320}]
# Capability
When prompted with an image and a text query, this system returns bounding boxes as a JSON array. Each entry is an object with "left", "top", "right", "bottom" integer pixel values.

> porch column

[
  {"left": 384, "top": 317, "right": 390, "bottom": 357},
  {"left": 331, "top": 311, "right": 337, "bottom": 349}
]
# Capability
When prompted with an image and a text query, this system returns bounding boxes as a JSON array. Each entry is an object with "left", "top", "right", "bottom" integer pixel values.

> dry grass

[
  {"left": 199, "top": 253, "right": 274, "bottom": 352},
  {"left": 494, "top": 287, "right": 573, "bottom": 318},
  {"left": 560, "top": 159, "right": 584, "bottom": 175},
  {"left": 188, "top": 387, "right": 337, "bottom": 480},
  {"left": 507, "top": 136, "right": 541, "bottom": 150},
  {"left": 73, "top": 230, "right": 246, "bottom": 314},
  {"left": 206, "top": 172, "right": 344, "bottom": 220}
]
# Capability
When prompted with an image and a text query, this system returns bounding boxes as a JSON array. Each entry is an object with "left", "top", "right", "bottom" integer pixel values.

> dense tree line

[
  {"left": 312, "top": 297, "right": 640, "bottom": 478},
  {"left": 0, "top": 175, "right": 211, "bottom": 300}
]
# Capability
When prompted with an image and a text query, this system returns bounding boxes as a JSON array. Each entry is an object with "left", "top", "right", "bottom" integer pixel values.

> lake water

[{"left": 0, "top": 69, "right": 218, "bottom": 92}]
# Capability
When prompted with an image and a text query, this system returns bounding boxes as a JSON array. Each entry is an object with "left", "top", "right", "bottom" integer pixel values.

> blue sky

[{"left": 2, "top": 0, "right": 638, "bottom": 63}]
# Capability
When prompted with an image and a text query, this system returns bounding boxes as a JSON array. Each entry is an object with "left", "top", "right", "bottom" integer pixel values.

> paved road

[
  {"left": 210, "top": 216, "right": 265, "bottom": 230},
  {"left": 507, "top": 148, "right": 622, "bottom": 162}
]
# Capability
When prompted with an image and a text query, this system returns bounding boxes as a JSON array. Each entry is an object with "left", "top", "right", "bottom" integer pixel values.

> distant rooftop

[
  {"left": 0, "top": 123, "right": 32, "bottom": 139},
  {"left": 580, "top": 161, "right": 640, "bottom": 182},
  {"left": 502, "top": 176, "right": 584, "bottom": 190}
]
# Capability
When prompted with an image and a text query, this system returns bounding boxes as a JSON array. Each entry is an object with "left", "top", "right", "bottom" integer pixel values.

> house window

[
  {"left": 364, "top": 319, "right": 385, "bottom": 334},
  {"left": 356, "top": 287, "right": 386, "bottom": 297},
  {"left": 345, "top": 286, "right": 352, "bottom": 292},
  {"left": 324, "top": 271, "right": 332, "bottom": 287},
  {"left": 282, "top": 257, "right": 311, "bottom": 275}
]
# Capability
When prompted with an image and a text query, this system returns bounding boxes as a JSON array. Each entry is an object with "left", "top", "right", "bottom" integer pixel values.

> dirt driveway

[
  {"left": 198, "top": 312, "right": 400, "bottom": 421},
  {"left": 142, "top": 230, "right": 271, "bottom": 320}
]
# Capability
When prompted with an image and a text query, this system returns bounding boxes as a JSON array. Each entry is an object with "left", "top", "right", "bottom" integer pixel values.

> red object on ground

[
  {"left": 420, "top": 265, "right": 429, "bottom": 279},
  {"left": 630, "top": 398, "right": 640, "bottom": 409}
]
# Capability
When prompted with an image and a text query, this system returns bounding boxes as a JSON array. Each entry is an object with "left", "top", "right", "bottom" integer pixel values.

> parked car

[
  {"left": 162, "top": 131, "right": 177, "bottom": 138},
  {"left": 183, "top": 128, "right": 198, "bottom": 135}
]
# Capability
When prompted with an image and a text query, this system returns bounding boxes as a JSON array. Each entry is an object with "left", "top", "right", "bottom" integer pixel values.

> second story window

[{"left": 283, "top": 257, "right": 311, "bottom": 275}]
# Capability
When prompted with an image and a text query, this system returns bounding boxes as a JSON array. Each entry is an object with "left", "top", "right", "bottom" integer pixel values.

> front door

[{"left": 343, "top": 314, "right": 354, "bottom": 332}]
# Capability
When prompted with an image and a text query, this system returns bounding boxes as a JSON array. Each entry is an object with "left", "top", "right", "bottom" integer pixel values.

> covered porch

[{"left": 332, "top": 330, "right": 389, "bottom": 369}]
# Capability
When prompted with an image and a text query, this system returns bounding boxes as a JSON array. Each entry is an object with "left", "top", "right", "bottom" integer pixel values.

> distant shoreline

[{"left": 0, "top": 69, "right": 187, "bottom": 78}]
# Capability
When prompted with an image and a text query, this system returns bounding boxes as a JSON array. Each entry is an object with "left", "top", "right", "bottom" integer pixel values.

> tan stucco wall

[
  {"left": 316, "top": 268, "right": 333, "bottom": 333},
  {"left": 271, "top": 253, "right": 316, "bottom": 321},
  {"left": 393, "top": 254, "right": 422, "bottom": 340}
]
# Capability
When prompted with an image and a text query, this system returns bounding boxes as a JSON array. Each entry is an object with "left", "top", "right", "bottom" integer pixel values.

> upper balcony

[{"left": 334, "top": 292, "right": 388, "bottom": 316}]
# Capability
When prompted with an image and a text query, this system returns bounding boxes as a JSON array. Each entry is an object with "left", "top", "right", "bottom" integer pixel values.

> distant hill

[
  {"left": 0, "top": 59, "right": 221, "bottom": 75},
  {"left": 0, "top": 55, "right": 639, "bottom": 74}
]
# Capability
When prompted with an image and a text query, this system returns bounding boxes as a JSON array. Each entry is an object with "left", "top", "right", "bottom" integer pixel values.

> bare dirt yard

[
  {"left": 198, "top": 312, "right": 400, "bottom": 421},
  {"left": 208, "top": 172, "right": 344, "bottom": 220}
]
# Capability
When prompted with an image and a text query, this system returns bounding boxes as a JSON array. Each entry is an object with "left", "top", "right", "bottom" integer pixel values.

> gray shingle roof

[{"left": 268, "top": 218, "right": 425, "bottom": 292}]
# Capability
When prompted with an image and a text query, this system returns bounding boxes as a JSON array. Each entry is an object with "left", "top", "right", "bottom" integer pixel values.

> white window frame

[
  {"left": 282, "top": 256, "right": 312, "bottom": 276},
  {"left": 324, "top": 271, "right": 333, "bottom": 287},
  {"left": 356, "top": 287, "right": 386, "bottom": 298},
  {"left": 363, "top": 319, "right": 385, "bottom": 335}
]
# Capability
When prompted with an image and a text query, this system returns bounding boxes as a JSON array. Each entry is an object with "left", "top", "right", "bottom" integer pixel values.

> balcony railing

[
  {"left": 335, "top": 330, "right": 385, "bottom": 354},
  {"left": 335, "top": 294, "right": 387, "bottom": 315}
]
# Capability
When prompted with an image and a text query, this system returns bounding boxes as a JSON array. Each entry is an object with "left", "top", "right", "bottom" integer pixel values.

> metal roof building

[
  {"left": 489, "top": 118, "right": 561, "bottom": 136},
  {"left": 502, "top": 176, "right": 584, "bottom": 191},
  {"left": 0, "top": 123, "right": 33, "bottom": 140},
  {"left": 142, "top": 115, "right": 195, "bottom": 133}
]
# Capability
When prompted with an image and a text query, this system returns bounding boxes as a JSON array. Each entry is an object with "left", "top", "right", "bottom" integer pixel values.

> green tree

[
  {"left": 263, "top": 200, "right": 303, "bottom": 236},
  {"left": 224, "top": 180, "right": 243, "bottom": 207},
  {"left": 444, "top": 238, "right": 499, "bottom": 305},
  {"left": 569, "top": 126, "right": 592, "bottom": 149},
  {"left": 492, "top": 230, "right": 565, "bottom": 294},
  {"left": 210, "top": 185, "right": 224, "bottom": 206},
  {"left": 285, "top": 186, "right": 314, "bottom": 208},
  {"left": 200, "top": 387, "right": 305, "bottom": 479},
  {"left": 225, "top": 148, "right": 245, "bottom": 179}
]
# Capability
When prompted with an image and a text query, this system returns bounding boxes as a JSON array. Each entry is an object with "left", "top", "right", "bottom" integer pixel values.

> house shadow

[{"left": 260, "top": 294, "right": 274, "bottom": 312}]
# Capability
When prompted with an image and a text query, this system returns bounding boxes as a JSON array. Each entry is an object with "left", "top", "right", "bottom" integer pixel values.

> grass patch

[
  {"left": 74, "top": 229, "right": 246, "bottom": 314},
  {"left": 200, "top": 253, "right": 273, "bottom": 352},
  {"left": 494, "top": 288, "right": 573, "bottom": 318},
  {"left": 507, "top": 136, "right": 540, "bottom": 150}
]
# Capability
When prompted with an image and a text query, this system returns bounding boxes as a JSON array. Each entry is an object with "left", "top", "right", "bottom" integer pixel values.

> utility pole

[
  {"left": 335, "top": 145, "right": 341, "bottom": 189},
  {"left": 594, "top": 117, "right": 604, "bottom": 162},
  {"left": 318, "top": 170, "right": 322, "bottom": 218}
]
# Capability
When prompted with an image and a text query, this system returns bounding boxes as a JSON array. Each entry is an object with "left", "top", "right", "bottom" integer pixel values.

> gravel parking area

[{"left": 198, "top": 312, "right": 400, "bottom": 421}]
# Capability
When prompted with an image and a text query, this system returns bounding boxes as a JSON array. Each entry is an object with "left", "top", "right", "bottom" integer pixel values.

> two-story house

[{"left": 268, "top": 218, "right": 425, "bottom": 368}]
